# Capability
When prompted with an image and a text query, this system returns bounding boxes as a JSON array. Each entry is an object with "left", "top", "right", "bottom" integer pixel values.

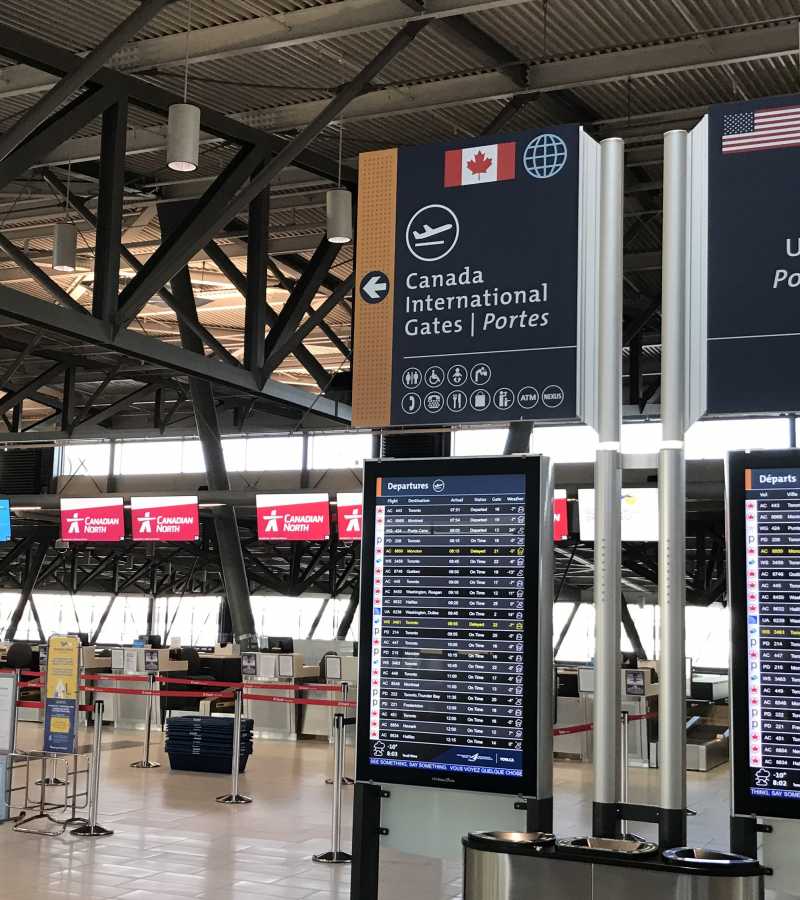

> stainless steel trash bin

[{"left": 463, "top": 832, "right": 764, "bottom": 900}]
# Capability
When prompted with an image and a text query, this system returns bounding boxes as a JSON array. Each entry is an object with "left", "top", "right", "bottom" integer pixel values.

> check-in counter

[
  {"left": 300, "top": 653, "right": 358, "bottom": 741},
  {"left": 242, "top": 652, "right": 324, "bottom": 740},
  {"left": 94, "top": 647, "right": 187, "bottom": 729},
  {"left": 572, "top": 665, "right": 659, "bottom": 767},
  {"left": 554, "top": 667, "right": 591, "bottom": 760},
  {"left": 80, "top": 646, "right": 112, "bottom": 673}
]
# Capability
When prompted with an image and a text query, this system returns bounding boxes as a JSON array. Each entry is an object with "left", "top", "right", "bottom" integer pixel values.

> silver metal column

[
  {"left": 592, "top": 137, "right": 624, "bottom": 837},
  {"left": 658, "top": 129, "right": 688, "bottom": 848}
]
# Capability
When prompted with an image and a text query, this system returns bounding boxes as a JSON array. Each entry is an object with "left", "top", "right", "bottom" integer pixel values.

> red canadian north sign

[
  {"left": 256, "top": 493, "right": 330, "bottom": 541},
  {"left": 60, "top": 497, "right": 124, "bottom": 542},
  {"left": 131, "top": 496, "right": 199, "bottom": 541},
  {"left": 336, "top": 492, "right": 363, "bottom": 540}
]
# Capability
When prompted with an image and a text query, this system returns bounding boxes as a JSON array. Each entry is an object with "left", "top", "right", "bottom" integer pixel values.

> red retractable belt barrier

[{"left": 553, "top": 710, "right": 657, "bottom": 737}]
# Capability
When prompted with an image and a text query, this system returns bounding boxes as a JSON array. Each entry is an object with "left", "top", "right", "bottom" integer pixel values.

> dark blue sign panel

[
  {"left": 353, "top": 127, "right": 591, "bottom": 427},
  {"left": 356, "top": 456, "right": 542, "bottom": 796},
  {"left": 707, "top": 95, "right": 800, "bottom": 415},
  {"left": 43, "top": 698, "right": 77, "bottom": 754}
]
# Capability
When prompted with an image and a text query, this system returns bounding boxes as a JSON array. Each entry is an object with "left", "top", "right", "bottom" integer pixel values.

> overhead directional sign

[
  {"left": 687, "top": 93, "right": 800, "bottom": 420},
  {"left": 352, "top": 127, "right": 600, "bottom": 428}
]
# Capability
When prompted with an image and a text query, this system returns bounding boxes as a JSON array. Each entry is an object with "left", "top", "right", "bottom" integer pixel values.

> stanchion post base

[
  {"left": 216, "top": 794, "right": 252, "bottom": 805},
  {"left": 35, "top": 777, "right": 66, "bottom": 787},
  {"left": 130, "top": 761, "right": 160, "bottom": 769},
  {"left": 313, "top": 851, "right": 352, "bottom": 865},
  {"left": 71, "top": 824, "right": 114, "bottom": 837}
]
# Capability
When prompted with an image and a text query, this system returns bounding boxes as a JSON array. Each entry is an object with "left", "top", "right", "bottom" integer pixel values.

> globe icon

[{"left": 523, "top": 133, "right": 567, "bottom": 179}]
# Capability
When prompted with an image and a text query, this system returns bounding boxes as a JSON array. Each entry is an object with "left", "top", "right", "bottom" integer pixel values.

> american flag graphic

[{"left": 722, "top": 106, "right": 800, "bottom": 154}]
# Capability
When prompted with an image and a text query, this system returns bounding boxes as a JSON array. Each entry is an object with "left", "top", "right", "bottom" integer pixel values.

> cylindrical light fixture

[
  {"left": 326, "top": 187, "right": 352, "bottom": 244},
  {"left": 52, "top": 221, "right": 77, "bottom": 272},
  {"left": 167, "top": 103, "right": 201, "bottom": 172}
]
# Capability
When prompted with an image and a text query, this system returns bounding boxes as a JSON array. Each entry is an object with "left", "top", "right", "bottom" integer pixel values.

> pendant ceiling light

[
  {"left": 167, "top": 0, "right": 200, "bottom": 173},
  {"left": 326, "top": 122, "right": 352, "bottom": 244},
  {"left": 52, "top": 222, "right": 77, "bottom": 272},
  {"left": 53, "top": 160, "right": 76, "bottom": 272}
]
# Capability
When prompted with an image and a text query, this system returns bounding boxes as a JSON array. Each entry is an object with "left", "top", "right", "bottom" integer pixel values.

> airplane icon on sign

[{"left": 412, "top": 222, "right": 454, "bottom": 246}]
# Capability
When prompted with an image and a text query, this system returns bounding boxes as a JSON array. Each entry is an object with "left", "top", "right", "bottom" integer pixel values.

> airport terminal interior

[{"left": 2, "top": 2, "right": 800, "bottom": 899}]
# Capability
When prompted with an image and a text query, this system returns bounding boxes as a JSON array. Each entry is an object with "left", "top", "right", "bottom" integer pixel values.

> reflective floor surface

[{"left": 0, "top": 723, "right": 732, "bottom": 899}]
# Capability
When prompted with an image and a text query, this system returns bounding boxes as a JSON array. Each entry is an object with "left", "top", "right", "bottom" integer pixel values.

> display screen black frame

[
  {"left": 355, "top": 454, "right": 542, "bottom": 796},
  {"left": 728, "top": 448, "right": 800, "bottom": 819}
]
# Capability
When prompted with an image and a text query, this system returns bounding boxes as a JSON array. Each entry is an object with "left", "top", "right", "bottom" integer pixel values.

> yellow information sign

[{"left": 45, "top": 635, "right": 80, "bottom": 701}]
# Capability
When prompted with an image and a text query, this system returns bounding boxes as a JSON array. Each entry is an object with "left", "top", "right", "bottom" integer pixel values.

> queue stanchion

[
  {"left": 216, "top": 688, "right": 252, "bottom": 805},
  {"left": 326, "top": 682, "right": 354, "bottom": 786},
  {"left": 313, "top": 712, "right": 353, "bottom": 865},
  {"left": 72, "top": 700, "right": 114, "bottom": 837},
  {"left": 130, "top": 674, "right": 160, "bottom": 770}
]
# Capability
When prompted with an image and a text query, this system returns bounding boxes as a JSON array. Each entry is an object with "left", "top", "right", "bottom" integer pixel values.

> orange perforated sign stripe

[{"left": 352, "top": 148, "right": 397, "bottom": 427}]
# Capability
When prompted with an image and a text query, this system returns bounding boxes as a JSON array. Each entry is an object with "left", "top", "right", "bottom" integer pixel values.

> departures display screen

[
  {"left": 730, "top": 451, "right": 800, "bottom": 819},
  {"left": 355, "top": 456, "right": 542, "bottom": 796}
]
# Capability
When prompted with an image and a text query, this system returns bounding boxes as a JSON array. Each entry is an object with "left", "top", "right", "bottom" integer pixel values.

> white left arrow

[{"left": 363, "top": 274, "right": 388, "bottom": 300}]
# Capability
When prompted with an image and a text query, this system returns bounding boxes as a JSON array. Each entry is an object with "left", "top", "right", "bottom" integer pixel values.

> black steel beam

[
  {"left": 245, "top": 173, "right": 269, "bottom": 373},
  {"left": 482, "top": 93, "right": 538, "bottom": 135},
  {"left": 116, "top": 144, "right": 268, "bottom": 326},
  {"left": 0, "top": 85, "right": 119, "bottom": 192},
  {"left": 159, "top": 200, "right": 258, "bottom": 650},
  {"left": 504, "top": 421, "right": 532, "bottom": 454},
  {"left": 262, "top": 273, "right": 354, "bottom": 380},
  {"left": 92, "top": 99, "right": 129, "bottom": 322},
  {"left": 205, "top": 240, "right": 330, "bottom": 388},
  {"left": 90, "top": 593, "right": 118, "bottom": 643},
  {"left": 623, "top": 297, "right": 661, "bottom": 346},
  {"left": 4, "top": 538, "right": 48, "bottom": 640},
  {"left": 442, "top": 16, "right": 527, "bottom": 87},
  {"left": 43, "top": 169, "right": 241, "bottom": 366},
  {"left": 0, "top": 23, "right": 355, "bottom": 187},
  {"left": 117, "top": 22, "right": 426, "bottom": 327},
  {"left": 0, "top": 233, "right": 87, "bottom": 315},
  {"left": 77, "top": 383, "right": 158, "bottom": 430},
  {"left": 1, "top": 332, "right": 41, "bottom": 384},
  {"left": 0, "top": 283, "right": 351, "bottom": 420},
  {"left": 0, "top": 1, "right": 173, "bottom": 165},
  {"left": 621, "top": 594, "right": 647, "bottom": 659},
  {"left": 261, "top": 239, "right": 340, "bottom": 383},
  {"left": 61, "top": 366, "right": 76, "bottom": 432},
  {"left": 280, "top": 253, "right": 348, "bottom": 299},
  {"left": 0, "top": 362, "right": 66, "bottom": 416}
]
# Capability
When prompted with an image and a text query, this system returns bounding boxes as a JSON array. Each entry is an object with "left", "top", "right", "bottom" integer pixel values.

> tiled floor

[{"left": 0, "top": 722, "right": 733, "bottom": 899}]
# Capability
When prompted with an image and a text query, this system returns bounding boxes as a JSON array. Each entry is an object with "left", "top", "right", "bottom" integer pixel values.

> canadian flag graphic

[{"left": 444, "top": 141, "right": 515, "bottom": 187}]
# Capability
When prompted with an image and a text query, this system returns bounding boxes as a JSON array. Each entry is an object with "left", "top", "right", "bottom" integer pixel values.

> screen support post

[
  {"left": 657, "top": 129, "right": 689, "bottom": 850},
  {"left": 592, "top": 137, "right": 625, "bottom": 839}
]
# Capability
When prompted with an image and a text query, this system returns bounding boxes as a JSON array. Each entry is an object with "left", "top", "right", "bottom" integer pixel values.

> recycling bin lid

[
  {"left": 463, "top": 831, "right": 556, "bottom": 853},
  {"left": 558, "top": 836, "right": 658, "bottom": 857},
  {"left": 662, "top": 848, "right": 761, "bottom": 873}
]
